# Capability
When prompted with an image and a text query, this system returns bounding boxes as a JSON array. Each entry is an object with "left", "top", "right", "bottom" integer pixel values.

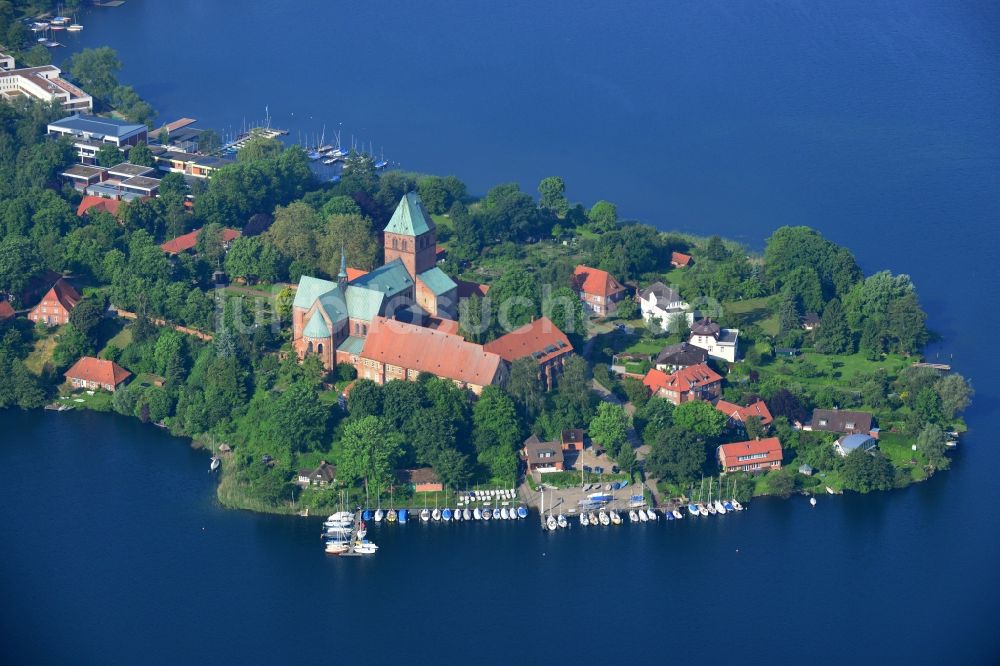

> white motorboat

[
  {"left": 420, "top": 508, "right": 431, "bottom": 522},
  {"left": 599, "top": 511, "right": 610, "bottom": 526},
  {"left": 610, "top": 510, "right": 622, "bottom": 525},
  {"left": 629, "top": 510, "right": 639, "bottom": 522},
  {"left": 464, "top": 508, "right": 472, "bottom": 520},
  {"left": 557, "top": 514, "right": 568, "bottom": 529},
  {"left": 672, "top": 509, "right": 683, "bottom": 520}
]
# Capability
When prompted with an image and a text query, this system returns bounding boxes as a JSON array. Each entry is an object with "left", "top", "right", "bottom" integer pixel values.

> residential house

[
  {"left": 64, "top": 356, "right": 132, "bottom": 392},
  {"left": 715, "top": 399, "right": 773, "bottom": 432},
  {"left": 296, "top": 461, "right": 336, "bottom": 487},
  {"left": 803, "top": 409, "right": 878, "bottom": 438},
  {"left": 483, "top": 316, "right": 573, "bottom": 390},
  {"left": 76, "top": 195, "right": 122, "bottom": 218},
  {"left": 523, "top": 434, "right": 565, "bottom": 472},
  {"left": 688, "top": 318, "right": 740, "bottom": 363},
  {"left": 670, "top": 251, "right": 692, "bottom": 268},
  {"left": 718, "top": 437, "right": 783, "bottom": 473},
  {"left": 47, "top": 113, "right": 147, "bottom": 164},
  {"left": 571, "top": 265, "right": 626, "bottom": 316},
  {"left": 655, "top": 342, "right": 708, "bottom": 372},
  {"left": 0, "top": 300, "right": 15, "bottom": 322},
  {"left": 834, "top": 433, "right": 879, "bottom": 457},
  {"left": 28, "top": 278, "right": 80, "bottom": 326},
  {"left": 399, "top": 467, "right": 444, "bottom": 493},
  {"left": 638, "top": 281, "right": 688, "bottom": 329},
  {"left": 561, "top": 428, "right": 586, "bottom": 452},
  {"left": 642, "top": 363, "right": 723, "bottom": 405},
  {"left": 160, "top": 227, "right": 241, "bottom": 255}
]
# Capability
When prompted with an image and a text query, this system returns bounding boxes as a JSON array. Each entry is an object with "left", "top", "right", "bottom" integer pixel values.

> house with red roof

[
  {"left": 484, "top": 316, "right": 573, "bottom": 390},
  {"left": 642, "top": 363, "right": 723, "bottom": 405},
  {"left": 571, "top": 265, "right": 626, "bottom": 316},
  {"left": 715, "top": 399, "right": 773, "bottom": 432},
  {"left": 671, "top": 251, "right": 692, "bottom": 268},
  {"left": 160, "top": 227, "right": 241, "bottom": 255},
  {"left": 0, "top": 300, "right": 15, "bottom": 322},
  {"left": 64, "top": 356, "right": 132, "bottom": 392},
  {"left": 28, "top": 278, "right": 80, "bottom": 327},
  {"left": 76, "top": 195, "right": 122, "bottom": 218},
  {"left": 718, "top": 437, "right": 783, "bottom": 473}
]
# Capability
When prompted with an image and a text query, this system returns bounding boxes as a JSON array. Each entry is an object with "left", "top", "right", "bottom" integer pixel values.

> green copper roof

[
  {"left": 337, "top": 336, "right": 365, "bottom": 355},
  {"left": 318, "top": 288, "right": 349, "bottom": 324},
  {"left": 351, "top": 259, "right": 413, "bottom": 299},
  {"left": 302, "top": 312, "right": 331, "bottom": 338},
  {"left": 417, "top": 267, "right": 458, "bottom": 296},
  {"left": 345, "top": 285, "right": 385, "bottom": 322},
  {"left": 384, "top": 191, "right": 433, "bottom": 237},
  {"left": 294, "top": 275, "right": 339, "bottom": 309}
]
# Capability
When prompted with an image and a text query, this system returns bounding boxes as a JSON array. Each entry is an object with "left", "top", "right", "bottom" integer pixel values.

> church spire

[{"left": 338, "top": 244, "right": 348, "bottom": 284}]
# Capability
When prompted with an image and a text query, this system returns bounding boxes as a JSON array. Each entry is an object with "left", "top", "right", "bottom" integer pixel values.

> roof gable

[{"left": 384, "top": 191, "right": 433, "bottom": 237}]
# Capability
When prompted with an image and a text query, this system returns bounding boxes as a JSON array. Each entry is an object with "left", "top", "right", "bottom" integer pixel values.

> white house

[
  {"left": 638, "top": 282, "right": 688, "bottom": 329},
  {"left": 688, "top": 318, "right": 739, "bottom": 363}
]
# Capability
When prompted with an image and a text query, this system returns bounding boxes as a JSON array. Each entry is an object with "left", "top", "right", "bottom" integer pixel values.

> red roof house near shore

[
  {"left": 160, "top": 227, "right": 241, "bottom": 255},
  {"left": 718, "top": 437, "right": 783, "bottom": 473},
  {"left": 64, "top": 356, "right": 132, "bottom": 392}
]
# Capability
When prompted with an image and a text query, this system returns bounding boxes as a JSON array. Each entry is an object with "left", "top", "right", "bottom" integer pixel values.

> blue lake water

[{"left": 2, "top": 0, "right": 998, "bottom": 662}]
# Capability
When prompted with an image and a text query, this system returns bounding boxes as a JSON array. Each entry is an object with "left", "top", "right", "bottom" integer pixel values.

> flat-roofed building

[{"left": 0, "top": 64, "right": 92, "bottom": 111}]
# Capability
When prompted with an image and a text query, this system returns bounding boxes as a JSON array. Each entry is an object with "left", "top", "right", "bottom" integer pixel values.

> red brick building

[
  {"left": 718, "top": 437, "right": 783, "bottom": 473},
  {"left": 28, "top": 278, "right": 80, "bottom": 327},
  {"left": 64, "top": 356, "right": 132, "bottom": 392},
  {"left": 642, "top": 363, "right": 723, "bottom": 405},
  {"left": 484, "top": 316, "right": 573, "bottom": 390},
  {"left": 571, "top": 265, "right": 626, "bottom": 316}
]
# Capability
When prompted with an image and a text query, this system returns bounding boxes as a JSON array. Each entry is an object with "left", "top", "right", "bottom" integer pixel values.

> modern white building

[
  {"left": 638, "top": 281, "right": 688, "bottom": 329},
  {"left": 688, "top": 318, "right": 739, "bottom": 363},
  {"left": 0, "top": 64, "right": 92, "bottom": 111}
]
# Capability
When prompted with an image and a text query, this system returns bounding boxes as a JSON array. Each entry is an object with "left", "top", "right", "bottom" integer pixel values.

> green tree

[
  {"left": 673, "top": 400, "right": 727, "bottom": 438},
  {"left": 645, "top": 426, "right": 705, "bottom": 485},
  {"left": 507, "top": 357, "right": 545, "bottom": 418},
  {"left": 588, "top": 402, "right": 629, "bottom": 455},
  {"left": 814, "top": 297, "right": 853, "bottom": 354},
  {"left": 841, "top": 449, "right": 895, "bottom": 493},
  {"left": 587, "top": 200, "right": 618, "bottom": 233},
  {"left": 336, "top": 415, "right": 403, "bottom": 492},
  {"left": 538, "top": 176, "right": 569, "bottom": 216}
]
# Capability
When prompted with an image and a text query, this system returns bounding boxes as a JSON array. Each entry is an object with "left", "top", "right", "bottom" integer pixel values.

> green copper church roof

[
  {"left": 294, "top": 275, "right": 339, "bottom": 309},
  {"left": 384, "top": 191, "right": 433, "bottom": 237},
  {"left": 302, "top": 312, "right": 331, "bottom": 338},
  {"left": 345, "top": 285, "right": 385, "bottom": 322},
  {"left": 417, "top": 267, "right": 458, "bottom": 296},
  {"left": 351, "top": 259, "right": 413, "bottom": 299}
]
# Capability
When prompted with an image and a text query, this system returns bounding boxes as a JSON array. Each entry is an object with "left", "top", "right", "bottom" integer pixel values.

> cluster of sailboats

[{"left": 322, "top": 511, "right": 379, "bottom": 556}]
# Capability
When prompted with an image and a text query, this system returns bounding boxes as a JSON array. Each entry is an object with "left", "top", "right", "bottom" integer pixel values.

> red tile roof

[
  {"left": 64, "top": 356, "right": 132, "bottom": 387},
  {"left": 76, "top": 195, "right": 121, "bottom": 218},
  {"left": 572, "top": 265, "right": 625, "bottom": 299},
  {"left": 38, "top": 278, "right": 81, "bottom": 313},
  {"left": 361, "top": 316, "right": 503, "bottom": 387},
  {"left": 346, "top": 267, "right": 369, "bottom": 281},
  {"left": 715, "top": 399, "right": 773, "bottom": 426},
  {"left": 643, "top": 363, "right": 722, "bottom": 394},
  {"left": 671, "top": 251, "right": 692, "bottom": 267},
  {"left": 0, "top": 301, "right": 14, "bottom": 321},
  {"left": 484, "top": 316, "right": 573, "bottom": 365},
  {"left": 718, "top": 437, "right": 783, "bottom": 470},
  {"left": 160, "top": 227, "right": 241, "bottom": 254}
]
